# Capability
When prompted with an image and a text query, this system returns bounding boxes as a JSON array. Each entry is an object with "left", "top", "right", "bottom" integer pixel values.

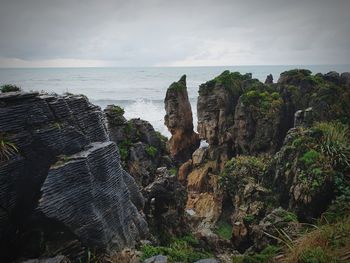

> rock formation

[
  {"left": 164, "top": 75, "right": 199, "bottom": 162},
  {"left": 166, "top": 69, "right": 350, "bottom": 256},
  {"left": 0, "top": 92, "right": 147, "bottom": 262},
  {"left": 105, "top": 105, "right": 171, "bottom": 187}
]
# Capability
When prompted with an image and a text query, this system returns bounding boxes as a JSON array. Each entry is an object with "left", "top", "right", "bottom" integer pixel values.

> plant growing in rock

[
  {"left": 0, "top": 134, "right": 18, "bottom": 161},
  {"left": 219, "top": 155, "right": 270, "bottom": 196},
  {"left": 145, "top": 145, "right": 158, "bottom": 158},
  {"left": 0, "top": 84, "right": 21, "bottom": 93}
]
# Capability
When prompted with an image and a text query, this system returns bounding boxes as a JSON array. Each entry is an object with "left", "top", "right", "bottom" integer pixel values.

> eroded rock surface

[
  {"left": 164, "top": 75, "right": 199, "bottom": 162},
  {"left": 0, "top": 92, "right": 147, "bottom": 261}
]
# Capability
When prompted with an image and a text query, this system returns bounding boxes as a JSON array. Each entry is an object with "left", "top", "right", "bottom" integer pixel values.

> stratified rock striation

[
  {"left": 164, "top": 75, "right": 199, "bottom": 162},
  {"left": 0, "top": 92, "right": 147, "bottom": 261}
]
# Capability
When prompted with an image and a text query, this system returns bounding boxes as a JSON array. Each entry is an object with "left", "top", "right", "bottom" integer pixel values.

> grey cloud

[{"left": 0, "top": 0, "right": 349, "bottom": 66}]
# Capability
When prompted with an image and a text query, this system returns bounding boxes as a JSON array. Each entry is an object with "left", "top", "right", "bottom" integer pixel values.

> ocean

[{"left": 1, "top": 65, "right": 349, "bottom": 136}]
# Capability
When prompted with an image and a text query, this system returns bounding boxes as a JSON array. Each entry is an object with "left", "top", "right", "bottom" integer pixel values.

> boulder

[{"left": 164, "top": 75, "right": 199, "bottom": 162}]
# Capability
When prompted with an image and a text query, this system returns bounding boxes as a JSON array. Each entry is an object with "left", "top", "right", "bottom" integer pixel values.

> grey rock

[
  {"left": 341, "top": 72, "right": 350, "bottom": 88},
  {"left": 0, "top": 92, "right": 147, "bottom": 259},
  {"left": 194, "top": 259, "right": 219, "bottom": 263},
  {"left": 143, "top": 255, "right": 168, "bottom": 263},
  {"left": 21, "top": 255, "right": 70, "bottom": 263},
  {"left": 265, "top": 74, "right": 273, "bottom": 84}
]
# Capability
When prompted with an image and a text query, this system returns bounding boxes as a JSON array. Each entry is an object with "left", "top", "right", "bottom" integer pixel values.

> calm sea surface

[{"left": 1, "top": 65, "right": 349, "bottom": 136}]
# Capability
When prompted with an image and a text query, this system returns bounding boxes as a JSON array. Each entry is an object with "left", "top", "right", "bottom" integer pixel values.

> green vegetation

[
  {"left": 282, "top": 201, "right": 350, "bottom": 263},
  {"left": 0, "top": 134, "right": 18, "bottom": 161},
  {"left": 117, "top": 139, "right": 132, "bottom": 160},
  {"left": 146, "top": 145, "right": 158, "bottom": 158},
  {"left": 0, "top": 84, "right": 21, "bottom": 93},
  {"left": 169, "top": 167, "right": 177, "bottom": 176},
  {"left": 140, "top": 235, "right": 212, "bottom": 262},
  {"left": 219, "top": 155, "right": 270, "bottom": 196},
  {"left": 232, "top": 245, "right": 281, "bottom": 263},
  {"left": 198, "top": 70, "right": 250, "bottom": 96},
  {"left": 299, "top": 247, "right": 335, "bottom": 263},
  {"left": 275, "top": 210, "right": 298, "bottom": 222},
  {"left": 240, "top": 88, "right": 283, "bottom": 117},
  {"left": 110, "top": 105, "right": 125, "bottom": 116},
  {"left": 300, "top": 150, "right": 321, "bottom": 165},
  {"left": 214, "top": 220, "right": 232, "bottom": 240},
  {"left": 168, "top": 75, "right": 187, "bottom": 92},
  {"left": 243, "top": 215, "right": 256, "bottom": 224},
  {"left": 280, "top": 69, "right": 312, "bottom": 78}
]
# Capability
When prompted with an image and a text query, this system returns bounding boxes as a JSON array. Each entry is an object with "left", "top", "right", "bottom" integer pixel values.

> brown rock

[
  {"left": 178, "top": 159, "right": 193, "bottom": 183},
  {"left": 164, "top": 75, "right": 200, "bottom": 162}
]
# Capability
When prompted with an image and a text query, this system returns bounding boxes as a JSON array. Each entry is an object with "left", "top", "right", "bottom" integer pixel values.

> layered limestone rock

[
  {"left": 177, "top": 69, "right": 350, "bottom": 254},
  {"left": 105, "top": 105, "right": 170, "bottom": 187},
  {"left": 164, "top": 75, "right": 199, "bottom": 162},
  {"left": 0, "top": 92, "right": 147, "bottom": 261},
  {"left": 197, "top": 71, "right": 246, "bottom": 146}
]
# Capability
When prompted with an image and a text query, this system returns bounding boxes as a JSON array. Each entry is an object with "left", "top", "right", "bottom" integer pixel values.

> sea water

[{"left": 1, "top": 65, "right": 349, "bottom": 136}]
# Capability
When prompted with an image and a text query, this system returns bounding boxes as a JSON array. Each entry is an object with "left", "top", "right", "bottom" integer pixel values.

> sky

[{"left": 0, "top": 0, "right": 349, "bottom": 67}]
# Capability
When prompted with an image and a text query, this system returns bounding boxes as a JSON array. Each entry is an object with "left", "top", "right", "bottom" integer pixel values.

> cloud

[{"left": 0, "top": 0, "right": 349, "bottom": 67}]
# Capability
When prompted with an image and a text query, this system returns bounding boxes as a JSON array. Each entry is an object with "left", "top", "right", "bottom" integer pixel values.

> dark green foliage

[
  {"left": 243, "top": 215, "right": 256, "bottom": 224},
  {"left": 299, "top": 247, "right": 335, "bottom": 263},
  {"left": 280, "top": 69, "right": 312, "bottom": 78},
  {"left": 140, "top": 235, "right": 212, "bottom": 262},
  {"left": 214, "top": 220, "right": 232, "bottom": 240},
  {"left": 198, "top": 70, "right": 250, "bottom": 96},
  {"left": 0, "top": 84, "right": 21, "bottom": 93},
  {"left": 219, "top": 155, "right": 270, "bottom": 196},
  {"left": 110, "top": 105, "right": 125, "bottom": 116},
  {"left": 146, "top": 145, "right": 158, "bottom": 157},
  {"left": 232, "top": 245, "right": 280, "bottom": 263},
  {"left": 286, "top": 122, "right": 350, "bottom": 195},
  {"left": 275, "top": 210, "right": 298, "bottom": 222},
  {"left": 300, "top": 150, "right": 321, "bottom": 165},
  {"left": 168, "top": 75, "right": 187, "bottom": 92},
  {"left": 241, "top": 88, "right": 283, "bottom": 117},
  {"left": 117, "top": 139, "right": 131, "bottom": 160}
]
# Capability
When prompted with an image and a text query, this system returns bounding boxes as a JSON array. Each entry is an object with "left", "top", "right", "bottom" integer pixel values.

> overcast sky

[{"left": 0, "top": 0, "right": 349, "bottom": 67}]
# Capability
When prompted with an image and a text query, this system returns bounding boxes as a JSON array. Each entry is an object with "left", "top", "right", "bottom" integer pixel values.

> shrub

[
  {"left": 214, "top": 220, "right": 232, "bottom": 240},
  {"left": 300, "top": 150, "right": 321, "bottom": 165},
  {"left": 0, "top": 134, "right": 18, "bottom": 161},
  {"left": 140, "top": 235, "right": 212, "bottom": 262},
  {"left": 299, "top": 247, "right": 333, "bottom": 263},
  {"left": 219, "top": 155, "right": 269, "bottom": 195},
  {"left": 313, "top": 122, "right": 350, "bottom": 170},
  {"left": 146, "top": 145, "right": 158, "bottom": 158},
  {"left": 0, "top": 84, "right": 21, "bottom": 93},
  {"left": 233, "top": 245, "right": 280, "bottom": 263}
]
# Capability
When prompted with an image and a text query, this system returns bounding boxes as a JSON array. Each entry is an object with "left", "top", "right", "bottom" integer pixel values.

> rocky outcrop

[
  {"left": 197, "top": 71, "right": 247, "bottom": 146},
  {"left": 233, "top": 88, "right": 284, "bottom": 154},
  {"left": 164, "top": 75, "right": 199, "bottom": 162},
  {"left": 0, "top": 92, "right": 147, "bottom": 261},
  {"left": 105, "top": 105, "right": 170, "bottom": 187},
  {"left": 143, "top": 167, "right": 187, "bottom": 241}
]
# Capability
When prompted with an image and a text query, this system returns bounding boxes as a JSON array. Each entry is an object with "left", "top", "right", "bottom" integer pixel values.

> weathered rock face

[
  {"left": 105, "top": 105, "right": 170, "bottom": 187},
  {"left": 142, "top": 167, "right": 187, "bottom": 242},
  {"left": 0, "top": 92, "right": 147, "bottom": 261},
  {"left": 233, "top": 90, "right": 284, "bottom": 154},
  {"left": 197, "top": 71, "right": 247, "bottom": 146},
  {"left": 164, "top": 75, "right": 199, "bottom": 162}
]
